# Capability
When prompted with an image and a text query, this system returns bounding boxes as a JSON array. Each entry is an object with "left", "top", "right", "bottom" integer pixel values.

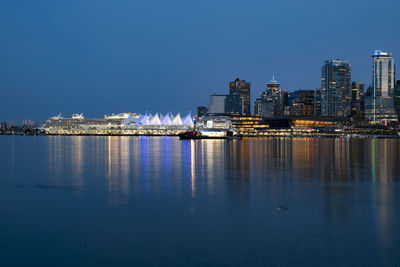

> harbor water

[{"left": 1, "top": 136, "right": 400, "bottom": 266}]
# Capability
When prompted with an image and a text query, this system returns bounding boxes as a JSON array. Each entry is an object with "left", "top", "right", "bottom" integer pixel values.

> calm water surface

[{"left": 1, "top": 136, "right": 400, "bottom": 266}]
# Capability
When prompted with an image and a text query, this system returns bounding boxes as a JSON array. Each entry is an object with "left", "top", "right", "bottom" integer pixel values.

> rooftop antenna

[{"left": 272, "top": 72, "right": 275, "bottom": 81}]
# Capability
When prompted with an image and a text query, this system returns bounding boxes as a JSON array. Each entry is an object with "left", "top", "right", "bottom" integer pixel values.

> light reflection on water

[{"left": 0, "top": 136, "right": 400, "bottom": 265}]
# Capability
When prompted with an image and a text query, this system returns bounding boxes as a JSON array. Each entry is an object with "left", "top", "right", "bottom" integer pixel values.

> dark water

[{"left": 1, "top": 136, "right": 400, "bottom": 266}]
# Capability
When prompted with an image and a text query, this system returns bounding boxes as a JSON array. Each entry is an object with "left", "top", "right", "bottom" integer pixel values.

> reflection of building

[
  {"left": 365, "top": 50, "right": 397, "bottom": 124},
  {"left": 321, "top": 59, "right": 352, "bottom": 117},
  {"left": 254, "top": 76, "right": 287, "bottom": 118},
  {"left": 208, "top": 93, "right": 227, "bottom": 114},
  {"left": 351, "top": 82, "right": 365, "bottom": 121},
  {"left": 229, "top": 78, "right": 251, "bottom": 115},
  {"left": 226, "top": 139, "right": 251, "bottom": 206},
  {"left": 288, "top": 90, "right": 315, "bottom": 117}
]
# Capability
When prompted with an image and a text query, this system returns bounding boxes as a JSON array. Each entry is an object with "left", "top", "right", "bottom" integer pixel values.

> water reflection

[
  {"left": 44, "top": 136, "right": 400, "bottom": 233},
  {"left": 3, "top": 136, "right": 400, "bottom": 265},
  {"left": 47, "top": 136, "right": 84, "bottom": 192}
]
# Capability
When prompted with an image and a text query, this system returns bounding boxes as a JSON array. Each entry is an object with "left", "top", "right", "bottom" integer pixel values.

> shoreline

[{"left": 1, "top": 132, "right": 399, "bottom": 138}]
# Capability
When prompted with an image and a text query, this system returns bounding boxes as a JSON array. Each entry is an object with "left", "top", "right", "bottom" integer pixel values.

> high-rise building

[
  {"left": 225, "top": 92, "right": 243, "bottom": 115},
  {"left": 365, "top": 50, "right": 397, "bottom": 124},
  {"left": 208, "top": 93, "right": 227, "bottom": 114},
  {"left": 288, "top": 90, "right": 315, "bottom": 117},
  {"left": 350, "top": 82, "right": 365, "bottom": 121},
  {"left": 321, "top": 59, "right": 352, "bottom": 117},
  {"left": 315, "top": 88, "right": 322, "bottom": 116},
  {"left": 254, "top": 76, "right": 287, "bottom": 118},
  {"left": 229, "top": 78, "right": 251, "bottom": 115},
  {"left": 395, "top": 80, "right": 400, "bottom": 121}
]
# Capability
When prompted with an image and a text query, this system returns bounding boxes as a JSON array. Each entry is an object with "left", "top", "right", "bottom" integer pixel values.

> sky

[{"left": 1, "top": 0, "right": 399, "bottom": 122}]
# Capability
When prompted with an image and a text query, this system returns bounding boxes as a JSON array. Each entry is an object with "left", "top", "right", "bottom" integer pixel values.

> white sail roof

[
  {"left": 139, "top": 113, "right": 151, "bottom": 125},
  {"left": 150, "top": 113, "right": 162, "bottom": 125},
  {"left": 172, "top": 113, "right": 183, "bottom": 125},
  {"left": 161, "top": 113, "right": 172, "bottom": 125},
  {"left": 182, "top": 112, "right": 194, "bottom": 125},
  {"left": 106, "top": 111, "right": 194, "bottom": 126}
]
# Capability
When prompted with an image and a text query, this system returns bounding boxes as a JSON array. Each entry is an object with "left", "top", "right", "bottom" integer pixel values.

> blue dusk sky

[{"left": 1, "top": 0, "right": 399, "bottom": 122}]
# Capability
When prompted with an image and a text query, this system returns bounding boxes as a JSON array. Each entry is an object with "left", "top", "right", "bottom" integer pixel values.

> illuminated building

[
  {"left": 395, "top": 80, "right": 400, "bottom": 121},
  {"left": 42, "top": 112, "right": 195, "bottom": 135},
  {"left": 208, "top": 93, "right": 227, "bottom": 114},
  {"left": 351, "top": 82, "right": 365, "bottom": 121},
  {"left": 321, "top": 59, "right": 352, "bottom": 117},
  {"left": 225, "top": 92, "right": 244, "bottom": 115},
  {"left": 288, "top": 90, "right": 315, "bottom": 117},
  {"left": 254, "top": 76, "right": 287, "bottom": 118},
  {"left": 229, "top": 78, "right": 251, "bottom": 115},
  {"left": 365, "top": 50, "right": 397, "bottom": 124},
  {"left": 315, "top": 88, "right": 322, "bottom": 116}
]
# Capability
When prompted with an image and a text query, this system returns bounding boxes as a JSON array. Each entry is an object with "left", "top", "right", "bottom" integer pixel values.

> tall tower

[
  {"left": 372, "top": 50, "right": 395, "bottom": 97},
  {"left": 351, "top": 82, "right": 365, "bottom": 120},
  {"left": 254, "top": 75, "right": 286, "bottom": 118},
  {"left": 365, "top": 50, "right": 397, "bottom": 124},
  {"left": 229, "top": 78, "right": 251, "bottom": 115},
  {"left": 395, "top": 80, "right": 400, "bottom": 120},
  {"left": 321, "top": 59, "right": 352, "bottom": 117}
]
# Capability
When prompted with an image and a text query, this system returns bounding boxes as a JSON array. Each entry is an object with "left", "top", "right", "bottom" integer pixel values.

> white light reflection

[{"left": 191, "top": 140, "right": 196, "bottom": 197}]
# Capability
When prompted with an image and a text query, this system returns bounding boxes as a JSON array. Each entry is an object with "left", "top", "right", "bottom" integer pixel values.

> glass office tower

[
  {"left": 321, "top": 60, "right": 352, "bottom": 118},
  {"left": 229, "top": 78, "right": 251, "bottom": 115},
  {"left": 365, "top": 50, "right": 397, "bottom": 124}
]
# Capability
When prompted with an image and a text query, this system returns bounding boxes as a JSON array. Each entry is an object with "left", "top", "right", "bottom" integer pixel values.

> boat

[{"left": 178, "top": 129, "right": 242, "bottom": 140}]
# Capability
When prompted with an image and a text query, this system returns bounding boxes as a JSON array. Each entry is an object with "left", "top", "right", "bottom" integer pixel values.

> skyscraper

[
  {"left": 254, "top": 76, "right": 286, "bottom": 118},
  {"left": 315, "top": 88, "right": 322, "bottom": 116},
  {"left": 351, "top": 82, "right": 365, "bottom": 121},
  {"left": 395, "top": 80, "right": 400, "bottom": 121},
  {"left": 321, "top": 60, "right": 352, "bottom": 117},
  {"left": 365, "top": 50, "right": 397, "bottom": 124},
  {"left": 229, "top": 78, "right": 251, "bottom": 115},
  {"left": 208, "top": 93, "right": 227, "bottom": 114},
  {"left": 225, "top": 92, "right": 243, "bottom": 115},
  {"left": 288, "top": 90, "right": 315, "bottom": 117}
]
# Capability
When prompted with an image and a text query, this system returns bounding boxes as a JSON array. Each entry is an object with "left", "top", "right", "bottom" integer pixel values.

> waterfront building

[
  {"left": 150, "top": 113, "right": 162, "bottom": 125},
  {"left": 42, "top": 112, "right": 195, "bottom": 135},
  {"left": 351, "top": 82, "right": 365, "bottom": 121},
  {"left": 172, "top": 113, "right": 183, "bottom": 125},
  {"left": 139, "top": 113, "right": 151, "bottom": 125},
  {"left": 254, "top": 76, "right": 287, "bottom": 118},
  {"left": 229, "top": 78, "right": 251, "bottom": 115},
  {"left": 208, "top": 93, "right": 227, "bottom": 114},
  {"left": 161, "top": 113, "right": 173, "bottom": 125},
  {"left": 365, "top": 50, "right": 397, "bottom": 124},
  {"left": 182, "top": 113, "right": 194, "bottom": 125},
  {"left": 288, "top": 90, "right": 315, "bottom": 117},
  {"left": 321, "top": 59, "right": 352, "bottom": 117},
  {"left": 315, "top": 88, "right": 322, "bottom": 116},
  {"left": 225, "top": 92, "right": 244, "bottom": 115}
]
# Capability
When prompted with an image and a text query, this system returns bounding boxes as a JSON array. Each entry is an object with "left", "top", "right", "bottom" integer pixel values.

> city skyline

[
  {"left": 3, "top": 49, "right": 397, "bottom": 123},
  {"left": 1, "top": 0, "right": 400, "bottom": 122}
]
